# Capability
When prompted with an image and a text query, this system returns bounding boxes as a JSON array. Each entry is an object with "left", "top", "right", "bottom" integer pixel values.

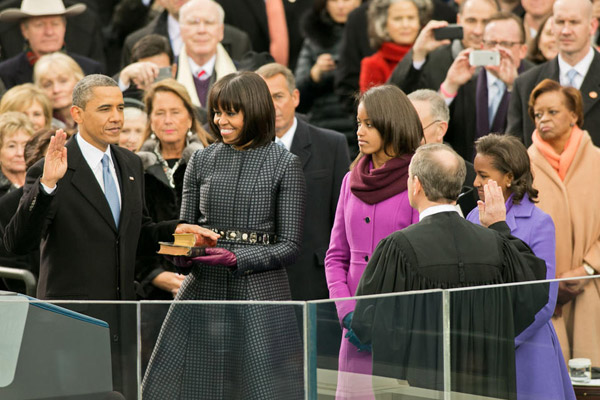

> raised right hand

[
  {"left": 310, "top": 53, "right": 336, "bottom": 83},
  {"left": 41, "top": 129, "right": 68, "bottom": 188},
  {"left": 412, "top": 20, "right": 451, "bottom": 62},
  {"left": 440, "top": 48, "right": 477, "bottom": 96}
]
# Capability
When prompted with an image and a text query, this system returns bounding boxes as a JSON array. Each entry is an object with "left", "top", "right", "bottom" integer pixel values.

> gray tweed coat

[{"left": 142, "top": 142, "right": 306, "bottom": 399}]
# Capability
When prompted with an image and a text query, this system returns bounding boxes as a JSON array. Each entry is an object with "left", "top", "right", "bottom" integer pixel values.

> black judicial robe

[{"left": 352, "top": 212, "right": 548, "bottom": 400}]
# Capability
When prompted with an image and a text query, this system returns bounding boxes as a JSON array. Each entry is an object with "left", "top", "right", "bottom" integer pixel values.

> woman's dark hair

[
  {"left": 207, "top": 71, "right": 276, "bottom": 148},
  {"left": 527, "top": 14, "right": 553, "bottom": 64},
  {"left": 528, "top": 79, "right": 583, "bottom": 128},
  {"left": 474, "top": 134, "right": 538, "bottom": 204},
  {"left": 351, "top": 85, "right": 422, "bottom": 168}
]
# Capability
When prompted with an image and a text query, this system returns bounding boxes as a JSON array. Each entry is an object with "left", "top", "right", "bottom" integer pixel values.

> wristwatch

[{"left": 583, "top": 262, "right": 595, "bottom": 276}]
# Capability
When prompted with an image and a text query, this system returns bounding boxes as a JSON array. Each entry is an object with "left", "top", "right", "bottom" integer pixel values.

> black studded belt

[{"left": 210, "top": 228, "right": 277, "bottom": 245}]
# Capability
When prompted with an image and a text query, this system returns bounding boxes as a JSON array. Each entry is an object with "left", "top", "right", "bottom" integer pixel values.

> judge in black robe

[{"left": 350, "top": 143, "right": 548, "bottom": 400}]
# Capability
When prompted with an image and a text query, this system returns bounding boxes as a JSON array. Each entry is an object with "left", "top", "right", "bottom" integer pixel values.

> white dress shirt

[
  {"left": 419, "top": 204, "right": 460, "bottom": 221},
  {"left": 188, "top": 54, "right": 217, "bottom": 80},
  {"left": 274, "top": 117, "right": 297, "bottom": 150},
  {"left": 558, "top": 47, "right": 594, "bottom": 90}
]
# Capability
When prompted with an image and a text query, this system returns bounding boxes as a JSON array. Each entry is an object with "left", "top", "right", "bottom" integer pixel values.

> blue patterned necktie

[
  {"left": 488, "top": 80, "right": 505, "bottom": 128},
  {"left": 276, "top": 140, "right": 287, "bottom": 150},
  {"left": 101, "top": 154, "right": 120, "bottom": 227},
  {"left": 566, "top": 69, "right": 578, "bottom": 88}
]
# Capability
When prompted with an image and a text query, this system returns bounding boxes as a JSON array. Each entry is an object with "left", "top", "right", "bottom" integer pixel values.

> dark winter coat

[{"left": 295, "top": 10, "right": 355, "bottom": 145}]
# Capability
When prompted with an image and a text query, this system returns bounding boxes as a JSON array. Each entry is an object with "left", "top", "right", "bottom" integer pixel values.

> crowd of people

[{"left": 0, "top": 0, "right": 598, "bottom": 399}]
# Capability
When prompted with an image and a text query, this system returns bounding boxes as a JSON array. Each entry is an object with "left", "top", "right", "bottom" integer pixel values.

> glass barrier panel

[
  {"left": 308, "top": 290, "right": 447, "bottom": 399},
  {"left": 0, "top": 297, "right": 139, "bottom": 400},
  {"left": 447, "top": 275, "right": 600, "bottom": 400},
  {"left": 0, "top": 296, "right": 307, "bottom": 400},
  {"left": 140, "top": 300, "right": 306, "bottom": 400}
]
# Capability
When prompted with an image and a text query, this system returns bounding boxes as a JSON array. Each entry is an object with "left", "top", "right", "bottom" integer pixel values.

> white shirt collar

[
  {"left": 167, "top": 14, "right": 182, "bottom": 57},
  {"left": 558, "top": 47, "right": 594, "bottom": 89},
  {"left": 187, "top": 54, "right": 217, "bottom": 79},
  {"left": 275, "top": 117, "right": 297, "bottom": 151},
  {"left": 419, "top": 204, "right": 460, "bottom": 221},
  {"left": 76, "top": 133, "right": 112, "bottom": 170}
]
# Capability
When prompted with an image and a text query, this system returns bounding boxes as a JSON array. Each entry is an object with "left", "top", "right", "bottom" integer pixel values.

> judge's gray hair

[
  {"left": 72, "top": 74, "right": 118, "bottom": 109},
  {"left": 410, "top": 143, "right": 465, "bottom": 203}
]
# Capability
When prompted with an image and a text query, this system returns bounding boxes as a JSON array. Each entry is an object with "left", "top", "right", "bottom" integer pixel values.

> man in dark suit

[
  {"left": 388, "top": 0, "right": 498, "bottom": 94},
  {"left": 507, "top": 0, "right": 600, "bottom": 147},
  {"left": 3, "top": 75, "right": 217, "bottom": 300},
  {"left": 257, "top": 62, "right": 351, "bottom": 301},
  {"left": 2, "top": 74, "right": 218, "bottom": 398},
  {"left": 351, "top": 143, "right": 547, "bottom": 398},
  {"left": 438, "top": 12, "right": 532, "bottom": 160},
  {"left": 121, "top": 0, "right": 251, "bottom": 69},
  {"left": 0, "top": 0, "right": 103, "bottom": 90}
]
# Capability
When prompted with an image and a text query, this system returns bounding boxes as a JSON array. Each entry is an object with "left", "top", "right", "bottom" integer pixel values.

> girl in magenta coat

[{"left": 325, "top": 85, "right": 422, "bottom": 399}]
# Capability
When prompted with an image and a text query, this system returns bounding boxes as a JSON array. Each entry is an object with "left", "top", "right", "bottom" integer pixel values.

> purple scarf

[{"left": 350, "top": 154, "right": 413, "bottom": 205}]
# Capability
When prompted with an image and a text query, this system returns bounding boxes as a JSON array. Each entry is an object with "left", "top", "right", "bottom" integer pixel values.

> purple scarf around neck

[{"left": 350, "top": 154, "right": 413, "bottom": 205}]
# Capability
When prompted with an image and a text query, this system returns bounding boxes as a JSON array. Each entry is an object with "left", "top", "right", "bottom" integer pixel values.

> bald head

[
  {"left": 554, "top": 0, "right": 593, "bottom": 18},
  {"left": 552, "top": 0, "right": 597, "bottom": 64}
]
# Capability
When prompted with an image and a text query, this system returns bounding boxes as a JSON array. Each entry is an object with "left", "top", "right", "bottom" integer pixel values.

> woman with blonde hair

[
  {"left": 0, "top": 83, "right": 52, "bottom": 131},
  {"left": 34, "top": 52, "right": 84, "bottom": 134},
  {"left": 0, "top": 112, "right": 35, "bottom": 198}
]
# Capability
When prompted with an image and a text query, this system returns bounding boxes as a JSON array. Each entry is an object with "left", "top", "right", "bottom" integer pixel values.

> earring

[
  {"left": 150, "top": 133, "right": 156, "bottom": 140},
  {"left": 507, "top": 183, "right": 511, "bottom": 188},
  {"left": 187, "top": 130, "right": 193, "bottom": 138},
  {"left": 570, "top": 123, "right": 575, "bottom": 127}
]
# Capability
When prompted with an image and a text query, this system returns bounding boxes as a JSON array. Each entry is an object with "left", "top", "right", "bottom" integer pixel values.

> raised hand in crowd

[
  {"left": 412, "top": 20, "right": 452, "bottom": 63},
  {"left": 310, "top": 53, "right": 337, "bottom": 83},
  {"left": 119, "top": 61, "right": 161, "bottom": 91},
  {"left": 486, "top": 47, "right": 519, "bottom": 90},
  {"left": 440, "top": 48, "right": 477, "bottom": 96}
]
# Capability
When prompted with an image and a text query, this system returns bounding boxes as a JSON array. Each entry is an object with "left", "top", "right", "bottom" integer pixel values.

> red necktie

[
  {"left": 265, "top": 0, "right": 289, "bottom": 66},
  {"left": 197, "top": 70, "right": 207, "bottom": 80}
]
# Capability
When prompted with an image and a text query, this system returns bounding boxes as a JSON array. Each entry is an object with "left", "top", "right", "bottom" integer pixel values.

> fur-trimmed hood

[
  {"left": 301, "top": 8, "right": 345, "bottom": 49},
  {"left": 136, "top": 135, "right": 204, "bottom": 171}
]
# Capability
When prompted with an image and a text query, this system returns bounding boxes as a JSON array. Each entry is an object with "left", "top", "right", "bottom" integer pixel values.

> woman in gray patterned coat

[{"left": 142, "top": 71, "right": 306, "bottom": 399}]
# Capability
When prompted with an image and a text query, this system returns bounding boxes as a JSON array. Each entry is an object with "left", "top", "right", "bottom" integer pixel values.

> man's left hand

[{"left": 175, "top": 224, "right": 220, "bottom": 247}]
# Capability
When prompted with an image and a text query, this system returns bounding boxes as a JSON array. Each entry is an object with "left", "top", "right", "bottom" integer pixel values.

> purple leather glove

[{"left": 190, "top": 247, "right": 237, "bottom": 267}]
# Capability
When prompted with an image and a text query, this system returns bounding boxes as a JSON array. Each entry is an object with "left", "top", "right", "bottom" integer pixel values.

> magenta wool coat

[{"left": 325, "top": 172, "right": 418, "bottom": 398}]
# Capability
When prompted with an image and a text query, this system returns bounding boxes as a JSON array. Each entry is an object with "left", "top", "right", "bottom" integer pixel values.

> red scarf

[{"left": 350, "top": 154, "right": 413, "bottom": 205}]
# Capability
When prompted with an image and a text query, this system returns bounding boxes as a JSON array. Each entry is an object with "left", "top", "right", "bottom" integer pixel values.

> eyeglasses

[
  {"left": 422, "top": 120, "right": 441, "bottom": 130},
  {"left": 482, "top": 40, "right": 522, "bottom": 48}
]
